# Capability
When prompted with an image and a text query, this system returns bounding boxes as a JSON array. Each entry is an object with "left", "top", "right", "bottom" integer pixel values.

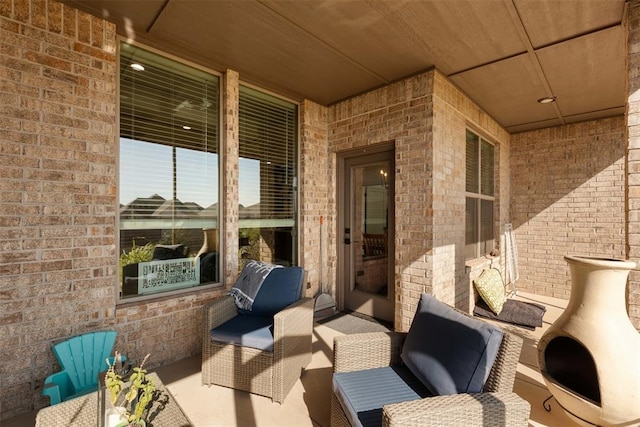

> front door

[{"left": 340, "top": 147, "right": 395, "bottom": 322}]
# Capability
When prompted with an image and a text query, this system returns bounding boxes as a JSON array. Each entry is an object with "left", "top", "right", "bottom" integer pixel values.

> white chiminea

[{"left": 537, "top": 256, "right": 640, "bottom": 426}]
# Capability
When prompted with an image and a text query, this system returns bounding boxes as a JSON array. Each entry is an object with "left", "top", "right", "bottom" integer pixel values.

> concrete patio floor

[{"left": 7, "top": 292, "right": 579, "bottom": 426}]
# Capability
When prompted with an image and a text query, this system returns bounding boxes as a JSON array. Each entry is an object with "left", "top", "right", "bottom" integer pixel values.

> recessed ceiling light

[
  {"left": 130, "top": 63, "right": 145, "bottom": 71},
  {"left": 182, "top": 125, "right": 191, "bottom": 130},
  {"left": 537, "top": 96, "right": 556, "bottom": 104}
]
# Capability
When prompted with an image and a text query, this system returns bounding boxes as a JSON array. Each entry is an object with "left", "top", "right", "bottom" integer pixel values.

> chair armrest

[
  {"left": 42, "top": 371, "right": 73, "bottom": 405},
  {"left": 382, "top": 391, "right": 531, "bottom": 427},
  {"left": 203, "top": 295, "right": 238, "bottom": 333},
  {"left": 484, "top": 332, "right": 523, "bottom": 393},
  {"left": 273, "top": 297, "right": 314, "bottom": 344},
  {"left": 274, "top": 296, "right": 314, "bottom": 329},
  {"left": 271, "top": 297, "right": 314, "bottom": 403},
  {"left": 333, "top": 332, "right": 405, "bottom": 373}
]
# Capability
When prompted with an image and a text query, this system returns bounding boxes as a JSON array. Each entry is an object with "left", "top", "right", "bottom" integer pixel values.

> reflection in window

[
  {"left": 354, "top": 162, "right": 389, "bottom": 296},
  {"left": 119, "top": 43, "right": 220, "bottom": 299}
]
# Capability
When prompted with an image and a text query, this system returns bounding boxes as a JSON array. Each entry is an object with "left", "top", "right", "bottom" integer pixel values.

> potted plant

[{"left": 103, "top": 352, "right": 155, "bottom": 427}]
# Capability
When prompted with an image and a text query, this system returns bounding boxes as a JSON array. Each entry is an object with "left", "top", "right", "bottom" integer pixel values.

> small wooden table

[{"left": 36, "top": 372, "right": 192, "bottom": 426}]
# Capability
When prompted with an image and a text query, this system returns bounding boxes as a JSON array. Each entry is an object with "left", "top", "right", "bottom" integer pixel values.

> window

[
  {"left": 119, "top": 43, "right": 220, "bottom": 299},
  {"left": 465, "top": 129, "right": 495, "bottom": 260},
  {"left": 238, "top": 85, "right": 298, "bottom": 268}
]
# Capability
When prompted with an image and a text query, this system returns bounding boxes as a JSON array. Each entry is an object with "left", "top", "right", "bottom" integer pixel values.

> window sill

[
  {"left": 465, "top": 254, "right": 500, "bottom": 273},
  {"left": 116, "top": 282, "right": 224, "bottom": 308}
]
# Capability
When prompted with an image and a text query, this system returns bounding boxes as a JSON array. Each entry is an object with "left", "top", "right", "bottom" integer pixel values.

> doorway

[{"left": 338, "top": 145, "right": 395, "bottom": 323}]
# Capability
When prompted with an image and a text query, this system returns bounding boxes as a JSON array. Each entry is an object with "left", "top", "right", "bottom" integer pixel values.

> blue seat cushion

[
  {"left": 210, "top": 314, "right": 274, "bottom": 352},
  {"left": 333, "top": 365, "right": 432, "bottom": 427},
  {"left": 400, "top": 294, "right": 504, "bottom": 396},
  {"left": 241, "top": 266, "right": 304, "bottom": 317}
]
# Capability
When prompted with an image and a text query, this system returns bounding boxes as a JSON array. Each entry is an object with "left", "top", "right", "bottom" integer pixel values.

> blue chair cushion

[
  {"left": 400, "top": 294, "right": 504, "bottom": 396},
  {"left": 241, "top": 266, "right": 304, "bottom": 317},
  {"left": 210, "top": 314, "right": 274, "bottom": 352},
  {"left": 333, "top": 365, "right": 432, "bottom": 427}
]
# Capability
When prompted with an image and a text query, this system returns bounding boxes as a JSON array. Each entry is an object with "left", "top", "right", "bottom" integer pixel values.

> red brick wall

[{"left": 510, "top": 118, "right": 627, "bottom": 300}]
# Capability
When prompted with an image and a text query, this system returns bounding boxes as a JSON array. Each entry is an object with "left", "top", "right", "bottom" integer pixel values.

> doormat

[{"left": 316, "top": 311, "right": 392, "bottom": 334}]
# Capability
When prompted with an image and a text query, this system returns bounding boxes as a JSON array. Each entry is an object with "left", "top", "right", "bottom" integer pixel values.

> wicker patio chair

[
  {"left": 201, "top": 272, "right": 313, "bottom": 404},
  {"left": 331, "top": 301, "right": 530, "bottom": 426}
]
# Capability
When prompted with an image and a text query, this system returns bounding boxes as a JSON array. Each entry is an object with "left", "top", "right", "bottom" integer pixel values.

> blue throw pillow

[
  {"left": 400, "top": 294, "right": 504, "bottom": 396},
  {"left": 243, "top": 266, "right": 304, "bottom": 317}
]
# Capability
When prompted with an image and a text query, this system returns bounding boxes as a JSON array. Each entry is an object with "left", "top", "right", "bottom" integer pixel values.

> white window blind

[
  {"left": 466, "top": 132, "right": 479, "bottom": 193},
  {"left": 480, "top": 140, "right": 494, "bottom": 197},
  {"left": 119, "top": 43, "right": 219, "bottom": 226},
  {"left": 465, "top": 129, "right": 495, "bottom": 260},
  {"left": 238, "top": 85, "right": 298, "bottom": 267},
  {"left": 238, "top": 85, "right": 297, "bottom": 223},
  {"left": 120, "top": 44, "right": 219, "bottom": 153}
]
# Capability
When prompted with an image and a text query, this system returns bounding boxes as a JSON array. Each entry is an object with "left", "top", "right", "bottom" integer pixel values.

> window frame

[
  {"left": 465, "top": 128, "right": 496, "bottom": 260},
  {"left": 116, "top": 40, "right": 224, "bottom": 304}
]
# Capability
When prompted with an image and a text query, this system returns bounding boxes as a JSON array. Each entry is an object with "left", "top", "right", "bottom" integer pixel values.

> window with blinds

[
  {"left": 238, "top": 85, "right": 298, "bottom": 268},
  {"left": 465, "top": 129, "right": 495, "bottom": 260},
  {"left": 119, "top": 43, "right": 220, "bottom": 299}
]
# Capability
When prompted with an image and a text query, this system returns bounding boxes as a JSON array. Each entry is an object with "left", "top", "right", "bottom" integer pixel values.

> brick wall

[
  {"left": 431, "top": 73, "right": 510, "bottom": 312},
  {"left": 3, "top": 0, "right": 639, "bottom": 422},
  {"left": 329, "top": 72, "right": 434, "bottom": 331},
  {"left": 0, "top": 0, "right": 118, "bottom": 418},
  {"left": 627, "top": 0, "right": 640, "bottom": 329},
  {"left": 510, "top": 118, "right": 627, "bottom": 300},
  {"left": 0, "top": 1, "right": 225, "bottom": 420},
  {"left": 299, "top": 100, "right": 331, "bottom": 298},
  {"left": 222, "top": 69, "right": 240, "bottom": 282},
  {"left": 328, "top": 70, "right": 509, "bottom": 331}
]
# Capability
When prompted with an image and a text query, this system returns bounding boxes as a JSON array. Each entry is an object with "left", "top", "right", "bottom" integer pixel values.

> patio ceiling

[{"left": 64, "top": 0, "right": 626, "bottom": 133}]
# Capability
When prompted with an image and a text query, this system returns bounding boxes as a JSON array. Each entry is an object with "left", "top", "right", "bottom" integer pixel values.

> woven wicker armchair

[
  {"left": 202, "top": 294, "right": 314, "bottom": 403},
  {"left": 331, "top": 320, "right": 530, "bottom": 426}
]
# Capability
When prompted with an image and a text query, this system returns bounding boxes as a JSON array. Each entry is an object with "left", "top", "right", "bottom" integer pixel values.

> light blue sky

[{"left": 120, "top": 138, "right": 260, "bottom": 208}]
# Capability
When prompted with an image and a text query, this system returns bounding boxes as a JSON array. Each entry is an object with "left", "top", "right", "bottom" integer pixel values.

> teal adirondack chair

[{"left": 42, "top": 331, "right": 119, "bottom": 405}]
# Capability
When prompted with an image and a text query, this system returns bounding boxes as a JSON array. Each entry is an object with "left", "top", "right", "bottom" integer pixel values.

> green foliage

[
  {"left": 238, "top": 228, "right": 261, "bottom": 269},
  {"left": 119, "top": 240, "right": 154, "bottom": 277},
  {"left": 105, "top": 352, "right": 154, "bottom": 426}
]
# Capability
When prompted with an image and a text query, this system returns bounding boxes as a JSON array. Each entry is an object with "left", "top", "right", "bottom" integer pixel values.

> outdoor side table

[{"left": 36, "top": 372, "right": 192, "bottom": 427}]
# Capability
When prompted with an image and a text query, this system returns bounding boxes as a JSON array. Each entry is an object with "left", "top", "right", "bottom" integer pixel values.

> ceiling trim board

[
  {"left": 147, "top": 0, "right": 170, "bottom": 33},
  {"left": 504, "top": 0, "right": 564, "bottom": 125},
  {"left": 507, "top": 107, "right": 625, "bottom": 134},
  {"left": 447, "top": 50, "right": 528, "bottom": 77},
  {"left": 529, "top": 22, "right": 623, "bottom": 51}
]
